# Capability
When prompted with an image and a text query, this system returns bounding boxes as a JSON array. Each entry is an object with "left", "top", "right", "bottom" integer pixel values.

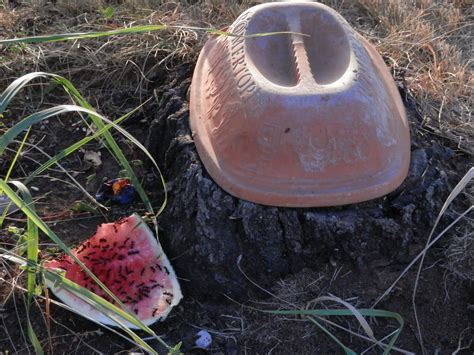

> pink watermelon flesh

[{"left": 44, "top": 213, "right": 182, "bottom": 328}]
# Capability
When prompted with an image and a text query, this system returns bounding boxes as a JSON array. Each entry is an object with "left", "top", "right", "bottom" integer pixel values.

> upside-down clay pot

[{"left": 189, "top": 1, "right": 410, "bottom": 207}]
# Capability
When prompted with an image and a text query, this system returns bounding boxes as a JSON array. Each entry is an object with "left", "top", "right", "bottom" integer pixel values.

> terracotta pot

[{"left": 189, "top": 1, "right": 410, "bottom": 207}]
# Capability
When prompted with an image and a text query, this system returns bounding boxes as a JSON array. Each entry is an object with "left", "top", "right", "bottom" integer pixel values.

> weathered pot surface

[{"left": 189, "top": 1, "right": 410, "bottom": 207}]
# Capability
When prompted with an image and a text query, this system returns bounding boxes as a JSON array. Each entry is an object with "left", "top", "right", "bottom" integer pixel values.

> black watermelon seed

[
  {"left": 152, "top": 308, "right": 158, "bottom": 317},
  {"left": 140, "top": 268, "right": 145, "bottom": 276},
  {"left": 99, "top": 238, "right": 106, "bottom": 243},
  {"left": 163, "top": 292, "right": 173, "bottom": 296},
  {"left": 118, "top": 255, "right": 125, "bottom": 260},
  {"left": 129, "top": 280, "right": 135, "bottom": 286},
  {"left": 165, "top": 299, "right": 172, "bottom": 305},
  {"left": 164, "top": 266, "right": 170, "bottom": 275}
]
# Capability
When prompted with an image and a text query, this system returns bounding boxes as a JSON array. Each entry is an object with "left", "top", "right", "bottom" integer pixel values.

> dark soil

[
  {"left": 1, "top": 45, "right": 473, "bottom": 355},
  {"left": 145, "top": 63, "right": 474, "bottom": 353}
]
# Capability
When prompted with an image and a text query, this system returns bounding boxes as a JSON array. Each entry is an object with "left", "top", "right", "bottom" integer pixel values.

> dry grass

[
  {"left": 444, "top": 187, "right": 474, "bottom": 282},
  {"left": 0, "top": 1, "right": 241, "bottom": 116},
  {"left": 444, "top": 224, "right": 474, "bottom": 282},
  {"left": 353, "top": 0, "right": 473, "bottom": 154},
  {"left": 237, "top": 269, "right": 332, "bottom": 354},
  {"left": 0, "top": 1, "right": 472, "bottom": 151}
]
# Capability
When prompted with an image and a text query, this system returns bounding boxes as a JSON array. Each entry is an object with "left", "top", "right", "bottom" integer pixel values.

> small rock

[
  {"left": 195, "top": 330, "right": 212, "bottom": 349},
  {"left": 83, "top": 150, "right": 102, "bottom": 167}
]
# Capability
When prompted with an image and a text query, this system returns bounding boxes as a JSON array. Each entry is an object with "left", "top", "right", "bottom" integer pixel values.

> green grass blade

[
  {"left": 8, "top": 181, "right": 39, "bottom": 306},
  {"left": 18, "top": 140, "right": 108, "bottom": 210},
  {"left": 0, "top": 252, "right": 156, "bottom": 351},
  {"left": 0, "top": 180, "right": 143, "bottom": 321},
  {"left": 27, "top": 319, "right": 44, "bottom": 355},
  {"left": 0, "top": 123, "right": 31, "bottom": 227},
  {"left": 0, "top": 195, "right": 10, "bottom": 227},
  {"left": 168, "top": 342, "right": 183, "bottom": 355},
  {"left": 0, "top": 24, "right": 305, "bottom": 45},
  {"left": 0, "top": 105, "right": 99, "bottom": 155},
  {"left": 0, "top": 252, "right": 158, "bottom": 354},
  {"left": 3, "top": 181, "right": 42, "bottom": 353},
  {"left": 0, "top": 25, "right": 167, "bottom": 44},
  {"left": 4, "top": 127, "right": 30, "bottom": 183},
  {"left": 0, "top": 72, "right": 171, "bottom": 347},
  {"left": 0, "top": 72, "right": 166, "bottom": 224},
  {"left": 305, "top": 316, "right": 356, "bottom": 355},
  {"left": 52, "top": 75, "right": 166, "bottom": 220},
  {"left": 0, "top": 95, "right": 165, "bottom": 222},
  {"left": 264, "top": 308, "right": 404, "bottom": 354},
  {"left": 42, "top": 269, "right": 159, "bottom": 354},
  {"left": 308, "top": 295, "right": 376, "bottom": 341},
  {"left": 0, "top": 72, "right": 50, "bottom": 113},
  {"left": 0, "top": 180, "right": 170, "bottom": 349},
  {"left": 23, "top": 99, "right": 149, "bottom": 185}
]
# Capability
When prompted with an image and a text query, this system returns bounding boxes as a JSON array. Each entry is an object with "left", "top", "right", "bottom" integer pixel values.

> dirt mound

[{"left": 147, "top": 64, "right": 471, "bottom": 303}]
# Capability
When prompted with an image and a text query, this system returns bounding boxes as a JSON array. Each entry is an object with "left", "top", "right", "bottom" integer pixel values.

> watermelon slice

[{"left": 44, "top": 213, "right": 182, "bottom": 328}]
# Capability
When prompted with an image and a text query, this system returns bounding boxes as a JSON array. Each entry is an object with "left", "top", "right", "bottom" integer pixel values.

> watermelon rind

[{"left": 44, "top": 213, "right": 183, "bottom": 329}]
